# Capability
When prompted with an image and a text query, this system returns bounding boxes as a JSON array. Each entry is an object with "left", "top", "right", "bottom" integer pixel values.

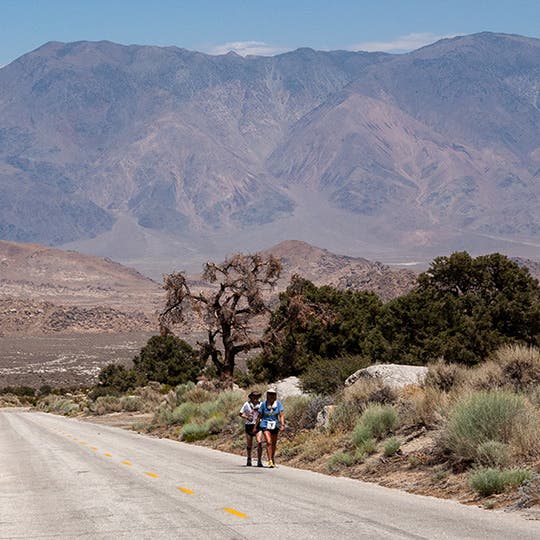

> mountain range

[
  {"left": 0, "top": 33, "right": 539, "bottom": 275},
  {"left": 0, "top": 239, "right": 418, "bottom": 335}
]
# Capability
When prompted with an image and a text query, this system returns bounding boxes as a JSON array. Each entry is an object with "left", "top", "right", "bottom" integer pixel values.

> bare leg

[
  {"left": 245, "top": 433, "right": 253, "bottom": 465},
  {"left": 269, "top": 432, "right": 279, "bottom": 461},
  {"left": 256, "top": 431, "right": 263, "bottom": 463},
  {"left": 263, "top": 430, "right": 273, "bottom": 461}
]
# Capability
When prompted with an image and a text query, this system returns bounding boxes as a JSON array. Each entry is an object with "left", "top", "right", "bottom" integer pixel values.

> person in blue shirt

[{"left": 255, "top": 386, "right": 285, "bottom": 468}]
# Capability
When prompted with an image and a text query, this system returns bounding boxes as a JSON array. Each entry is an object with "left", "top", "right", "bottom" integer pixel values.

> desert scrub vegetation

[
  {"left": 352, "top": 404, "right": 399, "bottom": 456},
  {"left": 469, "top": 467, "right": 532, "bottom": 496},
  {"left": 37, "top": 394, "right": 84, "bottom": 416},
  {"left": 440, "top": 390, "right": 540, "bottom": 465},
  {"left": 154, "top": 386, "right": 245, "bottom": 442}
]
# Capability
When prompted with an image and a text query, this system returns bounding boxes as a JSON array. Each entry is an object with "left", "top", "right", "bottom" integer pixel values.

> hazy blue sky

[{"left": 1, "top": 0, "right": 539, "bottom": 65}]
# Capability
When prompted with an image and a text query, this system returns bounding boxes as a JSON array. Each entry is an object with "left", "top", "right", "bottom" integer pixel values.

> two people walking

[{"left": 239, "top": 386, "right": 285, "bottom": 468}]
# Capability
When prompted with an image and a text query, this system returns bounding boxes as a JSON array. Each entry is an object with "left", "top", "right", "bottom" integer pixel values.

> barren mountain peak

[{"left": 0, "top": 33, "right": 539, "bottom": 269}]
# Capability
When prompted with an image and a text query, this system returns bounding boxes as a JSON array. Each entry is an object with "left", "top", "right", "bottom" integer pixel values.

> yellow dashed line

[
  {"left": 80, "top": 442, "right": 87, "bottom": 445},
  {"left": 104, "top": 453, "right": 112, "bottom": 457},
  {"left": 177, "top": 487, "right": 194, "bottom": 494},
  {"left": 223, "top": 508, "right": 247, "bottom": 519},
  {"left": 144, "top": 472, "right": 159, "bottom": 479},
  {"left": 73, "top": 437, "right": 78, "bottom": 441},
  {"left": 122, "top": 461, "right": 133, "bottom": 466},
  {"left": 91, "top": 447, "right": 98, "bottom": 451}
]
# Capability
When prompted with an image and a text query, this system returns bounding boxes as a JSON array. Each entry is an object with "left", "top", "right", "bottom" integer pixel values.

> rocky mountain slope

[
  {"left": 263, "top": 240, "right": 417, "bottom": 301},
  {"left": 0, "top": 239, "right": 420, "bottom": 336},
  {"left": 0, "top": 240, "right": 161, "bottom": 335},
  {"left": 0, "top": 33, "right": 539, "bottom": 272}
]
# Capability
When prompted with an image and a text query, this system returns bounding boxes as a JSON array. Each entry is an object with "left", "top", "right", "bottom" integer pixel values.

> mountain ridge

[{"left": 1, "top": 33, "right": 539, "bottom": 271}]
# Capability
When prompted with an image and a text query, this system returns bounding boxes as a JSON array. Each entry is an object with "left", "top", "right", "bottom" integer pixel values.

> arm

[{"left": 278, "top": 402, "right": 285, "bottom": 431}]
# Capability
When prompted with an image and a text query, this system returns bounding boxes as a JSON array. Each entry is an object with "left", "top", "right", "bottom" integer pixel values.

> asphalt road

[{"left": 1, "top": 409, "right": 538, "bottom": 539}]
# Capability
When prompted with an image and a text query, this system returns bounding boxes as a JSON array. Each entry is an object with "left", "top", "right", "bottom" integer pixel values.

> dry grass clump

[
  {"left": 282, "top": 395, "right": 312, "bottom": 431},
  {"left": 425, "top": 360, "right": 467, "bottom": 392},
  {"left": 397, "top": 386, "right": 448, "bottom": 429},
  {"left": 464, "top": 344, "right": 540, "bottom": 392},
  {"left": 93, "top": 395, "right": 122, "bottom": 415},
  {"left": 492, "top": 344, "right": 540, "bottom": 391},
  {"left": 466, "top": 361, "right": 505, "bottom": 392},
  {"left": 344, "top": 377, "right": 397, "bottom": 408},
  {"left": 0, "top": 394, "right": 23, "bottom": 407},
  {"left": 132, "top": 383, "right": 166, "bottom": 410},
  {"left": 38, "top": 394, "right": 83, "bottom": 416},
  {"left": 297, "top": 432, "right": 338, "bottom": 462},
  {"left": 183, "top": 386, "right": 214, "bottom": 404}
]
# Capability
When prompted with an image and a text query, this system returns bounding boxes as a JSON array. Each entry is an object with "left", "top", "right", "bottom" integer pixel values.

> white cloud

[
  {"left": 208, "top": 41, "right": 289, "bottom": 57},
  {"left": 352, "top": 32, "right": 458, "bottom": 53}
]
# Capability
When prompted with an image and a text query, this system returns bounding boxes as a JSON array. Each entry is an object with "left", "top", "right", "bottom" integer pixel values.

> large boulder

[
  {"left": 271, "top": 376, "right": 306, "bottom": 398},
  {"left": 345, "top": 364, "right": 428, "bottom": 389}
]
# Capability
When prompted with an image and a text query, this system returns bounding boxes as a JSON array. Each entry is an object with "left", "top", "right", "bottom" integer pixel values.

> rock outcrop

[{"left": 345, "top": 364, "right": 428, "bottom": 389}]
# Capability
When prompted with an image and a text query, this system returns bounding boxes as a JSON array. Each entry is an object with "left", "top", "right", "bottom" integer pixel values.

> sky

[{"left": 1, "top": 0, "right": 539, "bottom": 66}]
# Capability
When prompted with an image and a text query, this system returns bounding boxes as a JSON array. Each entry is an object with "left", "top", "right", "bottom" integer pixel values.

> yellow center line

[
  {"left": 122, "top": 461, "right": 133, "bottom": 466},
  {"left": 104, "top": 453, "right": 112, "bottom": 457},
  {"left": 73, "top": 437, "right": 78, "bottom": 441},
  {"left": 91, "top": 447, "right": 98, "bottom": 451},
  {"left": 177, "top": 487, "right": 195, "bottom": 494},
  {"left": 80, "top": 442, "right": 87, "bottom": 445},
  {"left": 144, "top": 472, "right": 159, "bottom": 479},
  {"left": 223, "top": 508, "right": 247, "bottom": 519}
]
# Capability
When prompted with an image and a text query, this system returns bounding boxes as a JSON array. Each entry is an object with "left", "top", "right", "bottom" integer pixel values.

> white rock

[
  {"left": 270, "top": 376, "right": 306, "bottom": 398},
  {"left": 345, "top": 364, "right": 428, "bottom": 389}
]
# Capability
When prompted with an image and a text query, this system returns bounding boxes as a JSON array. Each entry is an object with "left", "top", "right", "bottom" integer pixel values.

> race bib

[{"left": 266, "top": 420, "right": 276, "bottom": 430}]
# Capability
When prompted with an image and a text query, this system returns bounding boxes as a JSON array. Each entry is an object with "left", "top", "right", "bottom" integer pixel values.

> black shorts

[
  {"left": 261, "top": 427, "right": 279, "bottom": 434},
  {"left": 245, "top": 424, "right": 260, "bottom": 435}
]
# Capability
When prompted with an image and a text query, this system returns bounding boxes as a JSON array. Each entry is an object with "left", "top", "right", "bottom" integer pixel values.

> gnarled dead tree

[{"left": 160, "top": 253, "right": 282, "bottom": 380}]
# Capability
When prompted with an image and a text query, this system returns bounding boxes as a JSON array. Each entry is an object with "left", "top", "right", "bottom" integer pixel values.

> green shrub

[
  {"left": 352, "top": 423, "right": 373, "bottom": 447},
  {"left": 359, "top": 404, "right": 398, "bottom": 440},
  {"left": 120, "top": 396, "right": 143, "bottom": 412},
  {"left": 469, "top": 467, "right": 532, "bottom": 496},
  {"left": 169, "top": 402, "right": 200, "bottom": 425},
  {"left": 204, "top": 414, "right": 227, "bottom": 434},
  {"left": 133, "top": 335, "right": 204, "bottom": 386},
  {"left": 327, "top": 451, "right": 355, "bottom": 472},
  {"left": 383, "top": 437, "right": 401, "bottom": 457},
  {"left": 475, "top": 440, "right": 510, "bottom": 468},
  {"left": 95, "top": 363, "right": 144, "bottom": 394},
  {"left": 175, "top": 382, "right": 197, "bottom": 404},
  {"left": 215, "top": 390, "right": 244, "bottom": 413},
  {"left": 181, "top": 422, "right": 210, "bottom": 442},
  {"left": 300, "top": 356, "right": 370, "bottom": 395},
  {"left": 199, "top": 400, "right": 219, "bottom": 418},
  {"left": 0, "top": 385, "right": 35, "bottom": 397},
  {"left": 356, "top": 438, "right": 377, "bottom": 457},
  {"left": 442, "top": 391, "right": 532, "bottom": 462}
]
